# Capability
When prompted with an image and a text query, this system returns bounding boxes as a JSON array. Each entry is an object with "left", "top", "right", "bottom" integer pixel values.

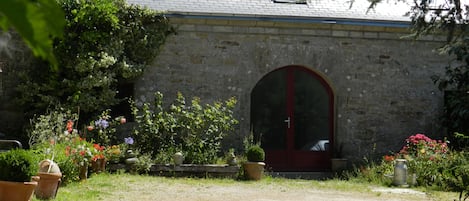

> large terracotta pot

[
  {"left": 0, "top": 180, "right": 37, "bottom": 201},
  {"left": 34, "top": 172, "right": 62, "bottom": 199},
  {"left": 243, "top": 162, "right": 265, "bottom": 180}
]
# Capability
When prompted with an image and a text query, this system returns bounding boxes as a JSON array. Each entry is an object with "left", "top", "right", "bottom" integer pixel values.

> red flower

[
  {"left": 66, "top": 120, "right": 74, "bottom": 134},
  {"left": 384, "top": 155, "right": 395, "bottom": 162}
]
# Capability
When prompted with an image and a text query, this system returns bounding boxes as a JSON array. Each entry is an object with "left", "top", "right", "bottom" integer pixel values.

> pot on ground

[
  {"left": 34, "top": 172, "right": 61, "bottom": 200},
  {"left": 34, "top": 159, "right": 62, "bottom": 199},
  {"left": 331, "top": 158, "right": 348, "bottom": 173},
  {"left": 243, "top": 162, "right": 265, "bottom": 180},
  {"left": 0, "top": 180, "right": 37, "bottom": 201}
]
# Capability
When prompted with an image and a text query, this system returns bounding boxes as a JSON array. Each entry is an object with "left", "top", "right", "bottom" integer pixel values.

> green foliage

[
  {"left": 408, "top": 1, "right": 469, "bottom": 148},
  {"left": 0, "top": 149, "right": 38, "bottom": 182},
  {"left": 0, "top": 0, "right": 64, "bottom": 68},
  {"left": 134, "top": 153, "right": 153, "bottom": 174},
  {"left": 351, "top": 133, "right": 469, "bottom": 201},
  {"left": 345, "top": 157, "right": 394, "bottom": 186},
  {"left": 16, "top": 0, "right": 174, "bottom": 122},
  {"left": 441, "top": 151, "right": 469, "bottom": 201},
  {"left": 33, "top": 143, "right": 80, "bottom": 184},
  {"left": 28, "top": 107, "right": 78, "bottom": 148},
  {"left": 85, "top": 109, "right": 126, "bottom": 146},
  {"left": 246, "top": 145, "right": 265, "bottom": 162},
  {"left": 131, "top": 91, "right": 238, "bottom": 164}
]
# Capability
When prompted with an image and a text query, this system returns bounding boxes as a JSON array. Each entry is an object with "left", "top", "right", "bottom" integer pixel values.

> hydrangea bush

[{"left": 397, "top": 134, "right": 449, "bottom": 186}]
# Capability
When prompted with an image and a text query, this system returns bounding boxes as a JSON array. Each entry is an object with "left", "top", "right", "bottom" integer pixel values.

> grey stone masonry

[{"left": 135, "top": 16, "right": 449, "bottom": 163}]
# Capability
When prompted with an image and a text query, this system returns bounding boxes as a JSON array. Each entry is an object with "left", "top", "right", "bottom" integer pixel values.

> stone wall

[
  {"left": 0, "top": 31, "right": 34, "bottom": 140},
  {"left": 134, "top": 18, "right": 449, "bottom": 162}
]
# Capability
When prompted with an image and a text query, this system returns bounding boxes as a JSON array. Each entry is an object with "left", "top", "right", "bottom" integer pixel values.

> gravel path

[{"left": 104, "top": 177, "right": 432, "bottom": 201}]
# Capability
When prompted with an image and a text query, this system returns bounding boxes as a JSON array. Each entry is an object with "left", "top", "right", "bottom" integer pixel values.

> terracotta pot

[
  {"left": 331, "top": 158, "right": 348, "bottom": 172},
  {"left": 34, "top": 172, "right": 62, "bottom": 199},
  {"left": 0, "top": 180, "right": 37, "bottom": 201},
  {"left": 243, "top": 162, "right": 265, "bottom": 180},
  {"left": 79, "top": 164, "right": 88, "bottom": 180},
  {"left": 91, "top": 158, "right": 107, "bottom": 173}
]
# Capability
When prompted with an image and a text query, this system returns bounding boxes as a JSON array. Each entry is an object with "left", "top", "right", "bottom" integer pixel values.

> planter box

[
  {"left": 107, "top": 163, "right": 240, "bottom": 178},
  {"left": 151, "top": 164, "right": 240, "bottom": 178}
]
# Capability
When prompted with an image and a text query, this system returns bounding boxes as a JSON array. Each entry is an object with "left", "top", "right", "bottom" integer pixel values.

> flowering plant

[
  {"left": 399, "top": 133, "right": 449, "bottom": 160},
  {"left": 65, "top": 137, "right": 94, "bottom": 167},
  {"left": 86, "top": 109, "right": 126, "bottom": 146},
  {"left": 92, "top": 143, "right": 106, "bottom": 161},
  {"left": 105, "top": 145, "right": 122, "bottom": 162}
]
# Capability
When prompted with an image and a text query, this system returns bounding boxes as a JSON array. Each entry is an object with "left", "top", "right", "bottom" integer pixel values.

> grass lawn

[{"left": 31, "top": 173, "right": 458, "bottom": 201}]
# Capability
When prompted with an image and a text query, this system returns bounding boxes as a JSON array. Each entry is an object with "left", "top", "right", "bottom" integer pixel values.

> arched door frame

[{"left": 250, "top": 65, "right": 336, "bottom": 171}]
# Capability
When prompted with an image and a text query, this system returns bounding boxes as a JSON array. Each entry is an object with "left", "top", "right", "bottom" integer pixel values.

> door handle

[{"left": 284, "top": 117, "right": 291, "bottom": 129}]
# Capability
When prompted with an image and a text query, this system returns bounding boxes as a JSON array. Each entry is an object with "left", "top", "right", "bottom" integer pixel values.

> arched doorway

[{"left": 250, "top": 65, "right": 334, "bottom": 171}]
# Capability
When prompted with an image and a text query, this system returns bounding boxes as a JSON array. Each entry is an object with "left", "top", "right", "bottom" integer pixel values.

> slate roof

[{"left": 127, "top": 0, "right": 413, "bottom": 26}]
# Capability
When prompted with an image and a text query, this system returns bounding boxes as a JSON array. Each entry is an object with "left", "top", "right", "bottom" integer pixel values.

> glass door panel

[
  {"left": 251, "top": 69, "right": 287, "bottom": 150},
  {"left": 293, "top": 70, "right": 330, "bottom": 152}
]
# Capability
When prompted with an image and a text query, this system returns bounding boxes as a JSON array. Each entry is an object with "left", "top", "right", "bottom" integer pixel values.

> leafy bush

[
  {"left": 28, "top": 108, "right": 78, "bottom": 147},
  {"left": 131, "top": 91, "right": 238, "bottom": 164},
  {"left": 16, "top": 0, "right": 174, "bottom": 123},
  {"left": 246, "top": 145, "right": 265, "bottom": 162},
  {"left": 441, "top": 151, "right": 469, "bottom": 201},
  {"left": 0, "top": 149, "right": 38, "bottom": 182},
  {"left": 350, "top": 133, "right": 451, "bottom": 188},
  {"left": 398, "top": 134, "right": 449, "bottom": 186},
  {"left": 49, "top": 143, "right": 80, "bottom": 184}
]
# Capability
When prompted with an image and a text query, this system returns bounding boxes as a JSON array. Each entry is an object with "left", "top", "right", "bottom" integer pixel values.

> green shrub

[
  {"left": 53, "top": 143, "right": 80, "bottom": 184},
  {"left": 442, "top": 151, "right": 469, "bottom": 200},
  {"left": 16, "top": 0, "right": 174, "bottom": 125},
  {"left": 246, "top": 145, "right": 265, "bottom": 162},
  {"left": 0, "top": 149, "right": 38, "bottom": 182},
  {"left": 131, "top": 91, "right": 238, "bottom": 164}
]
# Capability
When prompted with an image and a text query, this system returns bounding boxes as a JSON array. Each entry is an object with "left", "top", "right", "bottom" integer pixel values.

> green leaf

[{"left": 0, "top": 0, "right": 65, "bottom": 70}]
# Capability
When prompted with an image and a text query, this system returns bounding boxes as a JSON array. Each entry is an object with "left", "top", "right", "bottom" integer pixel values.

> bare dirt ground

[{"left": 104, "top": 178, "right": 432, "bottom": 201}]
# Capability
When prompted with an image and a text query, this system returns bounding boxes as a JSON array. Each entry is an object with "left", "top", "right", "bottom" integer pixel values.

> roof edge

[{"left": 165, "top": 13, "right": 411, "bottom": 28}]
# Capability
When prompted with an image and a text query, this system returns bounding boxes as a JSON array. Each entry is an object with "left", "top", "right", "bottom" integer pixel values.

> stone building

[
  {"left": 127, "top": 0, "right": 449, "bottom": 171},
  {"left": 0, "top": 0, "right": 449, "bottom": 172}
]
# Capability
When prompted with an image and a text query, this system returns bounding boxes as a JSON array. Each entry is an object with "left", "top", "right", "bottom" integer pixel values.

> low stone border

[
  {"left": 107, "top": 163, "right": 240, "bottom": 178},
  {"left": 151, "top": 164, "right": 240, "bottom": 178}
]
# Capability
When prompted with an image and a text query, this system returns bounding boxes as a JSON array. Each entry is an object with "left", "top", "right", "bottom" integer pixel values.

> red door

[{"left": 251, "top": 66, "right": 334, "bottom": 171}]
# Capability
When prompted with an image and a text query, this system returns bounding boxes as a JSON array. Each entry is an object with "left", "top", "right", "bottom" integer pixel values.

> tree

[
  {"left": 0, "top": 0, "right": 64, "bottom": 69},
  {"left": 16, "top": 0, "right": 174, "bottom": 123},
  {"left": 406, "top": 0, "right": 469, "bottom": 148}
]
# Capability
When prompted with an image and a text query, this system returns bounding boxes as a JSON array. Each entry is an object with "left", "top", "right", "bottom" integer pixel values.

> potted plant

[
  {"left": 34, "top": 159, "right": 62, "bottom": 200},
  {"left": 331, "top": 142, "right": 348, "bottom": 173},
  {"left": 0, "top": 149, "right": 38, "bottom": 201},
  {"left": 243, "top": 145, "right": 265, "bottom": 180}
]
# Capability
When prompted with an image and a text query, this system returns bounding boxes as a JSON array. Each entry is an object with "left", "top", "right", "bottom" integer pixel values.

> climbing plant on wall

[
  {"left": 16, "top": 0, "right": 174, "bottom": 121},
  {"left": 406, "top": 0, "right": 469, "bottom": 149}
]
